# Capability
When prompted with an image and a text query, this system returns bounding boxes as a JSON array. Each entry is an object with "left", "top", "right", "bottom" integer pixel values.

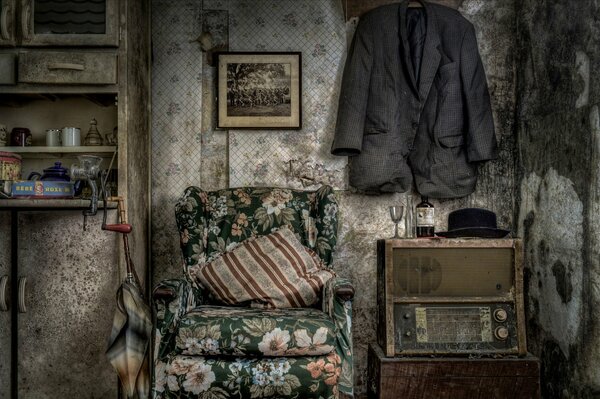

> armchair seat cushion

[
  {"left": 175, "top": 306, "right": 337, "bottom": 357},
  {"left": 155, "top": 354, "right": 342, "bottom": 398}
]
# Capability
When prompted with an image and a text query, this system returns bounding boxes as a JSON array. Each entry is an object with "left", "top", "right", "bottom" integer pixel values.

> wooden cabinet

[
  {"left": 0, "top": 214, "right": 10, "bottom": 399},
  {"left": 15, "top": 212, "right": 120, "bottom": 398},
  {"left": 0, "top": 0, "right": 119, "bottom": 47},
  {"left": 368, "top": 343, "right": 541, "bottom": 399},
  {"left": 0, "top": 0, "right": 149, "bottom": 397}
]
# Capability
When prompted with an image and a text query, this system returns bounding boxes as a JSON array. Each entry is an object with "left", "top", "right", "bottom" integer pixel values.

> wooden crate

[
  {"left": 367, "top": 343, "right": 541, "bottom": 399},
  {"left": 377, "top": 239, "right": 526, "bottom": 357}
]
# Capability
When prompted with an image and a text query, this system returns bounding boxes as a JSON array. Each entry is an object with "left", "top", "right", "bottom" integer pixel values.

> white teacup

[{"left": 61, "top": 127, "right": 81, "bottom": 147}]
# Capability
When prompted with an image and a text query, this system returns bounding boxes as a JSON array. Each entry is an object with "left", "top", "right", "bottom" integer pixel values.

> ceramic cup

[
  {"left": 61, "top": 127, "right": 81, "bottom": 147},
  {"left": 10, "top": 127, "right": 32, "bottom": 147},
  {"left": 46, "top": 129, "right": 62, "bottom": 146},
  {"left": 0, "top": 124, "right": 7, "bottom": 146}
]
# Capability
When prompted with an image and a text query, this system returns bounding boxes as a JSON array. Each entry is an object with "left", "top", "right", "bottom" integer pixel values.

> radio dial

[
  {"left": 493, "top": 309, "right": 508, "bottom": 322},
  {"left": 494, "top": 326, "right": 509, "bottom": 341}
]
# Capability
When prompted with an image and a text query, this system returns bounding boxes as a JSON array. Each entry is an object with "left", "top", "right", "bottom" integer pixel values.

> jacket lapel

[
  {"left": 417, "top": 1, "right": 441, "bottom": 101},
  {"left": 398, "top": 2, "right": 419, "bottom": 96}
]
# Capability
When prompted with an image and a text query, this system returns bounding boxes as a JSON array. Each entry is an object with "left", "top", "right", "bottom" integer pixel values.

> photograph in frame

[{"left": 217, "top": 52, "right": 302, "bottom": 129}]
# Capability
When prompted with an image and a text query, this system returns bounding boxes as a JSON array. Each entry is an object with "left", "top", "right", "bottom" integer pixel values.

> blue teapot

[{"left": 28, "top": 162, "right": 71, "bottom": 181}]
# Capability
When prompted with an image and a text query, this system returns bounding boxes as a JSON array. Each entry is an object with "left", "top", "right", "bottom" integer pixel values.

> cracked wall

[{"left": 516, "top": 0, "right": 600, "bottom": 397}]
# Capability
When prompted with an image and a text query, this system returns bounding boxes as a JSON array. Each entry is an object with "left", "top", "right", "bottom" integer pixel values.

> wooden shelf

[
  {"left": 0, "top": 199, "right": 117, "bottom": 210},
  {"left": 2, "top": 146, "right": 117, "bottom": 154}
]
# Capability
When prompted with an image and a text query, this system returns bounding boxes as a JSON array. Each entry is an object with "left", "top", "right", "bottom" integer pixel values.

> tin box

[
  {"left": 11, "top": 180, "right": 75, "bottom": 198},
  {"left": 0, "top": 151, "right": 22, "bottom": 180}
]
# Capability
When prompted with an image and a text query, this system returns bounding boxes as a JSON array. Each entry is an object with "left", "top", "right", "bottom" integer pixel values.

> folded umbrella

[
  {"left": 103, "top": 194, "right": 152, "bottom": 398},
  {"left": 107, "top": 279, "right": 152, "bottom": 398}
]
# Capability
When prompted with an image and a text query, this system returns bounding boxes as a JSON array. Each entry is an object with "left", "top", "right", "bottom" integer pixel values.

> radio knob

[
  {"left": 494, "top": 326, "right": 509, "bottom": 341},
  {"left": 493, "top": 309, "right": 508, "bottom": 322}
]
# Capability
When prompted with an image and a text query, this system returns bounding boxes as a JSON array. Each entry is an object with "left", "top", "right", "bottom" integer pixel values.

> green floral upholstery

[
  {"left": 154, "top": 186, "right": 354, "bottom": 398},
  {"left": 175, "top": 186, "right": 338, "bottom": 275},
  {"left": 175, "top": 306, "right": 337, "bottom": 357},
  {"left": 154, "top": 354, "right": 343, "bottom": 398}
]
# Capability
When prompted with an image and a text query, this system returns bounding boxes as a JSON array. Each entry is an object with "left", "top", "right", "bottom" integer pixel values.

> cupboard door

[
  {"left": 17, "top": 213, "right": 119, "bottom": 398},
  {"left": 0, "top": 213, "right": 11, "bottom": 399},
  {"left": 19, "top": 0, "right": 119, "bottom": 47},
  {"left": 0, "top": 0, "right": 16, "bottom": 46}
]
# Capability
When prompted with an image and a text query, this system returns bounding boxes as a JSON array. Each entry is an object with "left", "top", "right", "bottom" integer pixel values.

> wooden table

[{"left": 367, "top": 343, "right": 541, "bottom": 399}]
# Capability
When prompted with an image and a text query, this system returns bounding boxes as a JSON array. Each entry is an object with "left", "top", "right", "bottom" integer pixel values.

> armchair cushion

[
  {"left": 195, "top": 227, "right": 335, "bottom": 308},
  {"left": 174, "top": 306, "right": 337, "bottom": 357},
  {"left": 155, "top": 354, "right": 342, "bottom": 398}
]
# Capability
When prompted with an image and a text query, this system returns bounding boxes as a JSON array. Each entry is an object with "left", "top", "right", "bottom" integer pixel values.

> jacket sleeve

[
  {"left": 331, "top": 18, "right": 374, "bottom": 156},
  {"left": 460, "top": 24, "right": 498, "bottom": 163}
]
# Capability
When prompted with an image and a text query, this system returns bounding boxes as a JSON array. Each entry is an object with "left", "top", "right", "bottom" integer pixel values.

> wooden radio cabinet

[{"left": 377, "top": 239, "right": 527, "bottom": 357}]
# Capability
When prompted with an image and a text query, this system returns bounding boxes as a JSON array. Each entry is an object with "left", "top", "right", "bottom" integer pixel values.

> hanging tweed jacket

[{"left": 331, "top": 0, "right": 497, "bottom": 198}]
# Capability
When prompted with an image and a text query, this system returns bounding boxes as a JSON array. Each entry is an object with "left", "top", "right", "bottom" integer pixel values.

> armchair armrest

[
  {"left": 153, "top": 278, "right": 206, "bottom": 328},
  {"left": 333, "top": 282, "right": 355, "bottom": 301},
  {"left": 153, "top": 286, "right": 176, "bottom": 300},
  {"left": 322, "top": 276, "right": 354, "bottom": 397}
]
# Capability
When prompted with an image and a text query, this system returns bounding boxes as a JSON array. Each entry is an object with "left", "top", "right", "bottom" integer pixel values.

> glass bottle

[{"left": 416, "top": 196, "right": 435, "bottom": 237}]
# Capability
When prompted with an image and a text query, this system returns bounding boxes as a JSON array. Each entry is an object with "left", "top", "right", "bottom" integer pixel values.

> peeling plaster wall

[
  {"left": 516, "top": 1, "right": 600, "bottom": 397},
  {"left": 151, "top": 0, "right": 517, "bottom": 395}
]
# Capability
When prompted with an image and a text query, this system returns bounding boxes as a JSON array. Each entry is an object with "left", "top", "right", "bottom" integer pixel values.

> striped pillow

[{"left": 196, "top": 228, "right": 335, "bottom": 308}]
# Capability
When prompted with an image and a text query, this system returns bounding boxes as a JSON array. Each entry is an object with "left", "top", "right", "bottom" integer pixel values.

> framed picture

[{"left": 217, "top": 52, "right": 302, "bottom": 129}]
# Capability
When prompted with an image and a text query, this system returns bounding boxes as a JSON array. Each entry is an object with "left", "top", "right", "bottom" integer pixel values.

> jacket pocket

[
  {"left": 438, "top": 134, "right": 464, "bottom": 148},
  {"left": 364, "top": 126, "right": 388, "bottom": 135}
]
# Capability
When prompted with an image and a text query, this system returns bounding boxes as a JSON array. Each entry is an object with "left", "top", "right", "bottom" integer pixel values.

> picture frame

[{"left": 217, "top": 52, "right": 302, "bottom": 129}]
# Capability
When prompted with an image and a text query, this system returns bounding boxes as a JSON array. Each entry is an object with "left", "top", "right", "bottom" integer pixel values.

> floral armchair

[{"left": 153, "top": 186, "right": 354, "bottom": 398}]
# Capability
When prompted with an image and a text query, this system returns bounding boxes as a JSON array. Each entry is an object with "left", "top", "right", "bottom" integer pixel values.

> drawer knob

[
  {"left": 47, "top": 63, "right": 85, "bottom": 71},
  {"left": 1, "top": 6, "right": 10, "bottom": 41},
  {"left": 0, "top": 275, "right": 8, "bottom": 311},
  {"left": 18, "top": 276, "right": 27, "bottom": 313}
]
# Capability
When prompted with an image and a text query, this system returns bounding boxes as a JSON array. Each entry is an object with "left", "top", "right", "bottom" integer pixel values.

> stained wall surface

[
  {"left": 516, "top": 1, "right": 600, "bottom": 397},
  {"left": 150, "top": 0, "right": 517, "bottom": 395}
]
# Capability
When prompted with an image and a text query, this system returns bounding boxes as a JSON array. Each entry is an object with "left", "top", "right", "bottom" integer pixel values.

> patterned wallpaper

[
  {"left": 152, "top": 0, "right": 203, "bottom": 284},
  {"left": 228, "top": 0, "right": 347, "bottom": 189}
]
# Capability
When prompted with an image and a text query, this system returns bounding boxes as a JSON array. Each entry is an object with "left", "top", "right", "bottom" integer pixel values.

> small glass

[{"left": 389, "top": 205, "right": 404, "bottom": 239}]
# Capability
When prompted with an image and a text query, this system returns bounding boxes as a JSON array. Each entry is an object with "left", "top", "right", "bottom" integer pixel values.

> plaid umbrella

[
  {"left": 103, "top": 195, "right": 152, "bottom": 398},
  {"left": 106, "top": 278, "right": 152, "bottom": 398}
]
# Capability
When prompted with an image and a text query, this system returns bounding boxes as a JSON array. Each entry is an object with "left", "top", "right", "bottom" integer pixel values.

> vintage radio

[{"left": 377, "top": 239, "right": 526, "bottom": 357}]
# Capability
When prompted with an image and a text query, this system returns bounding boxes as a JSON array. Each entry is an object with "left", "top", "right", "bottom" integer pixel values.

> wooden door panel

[{"left": 17, "top": 212, "right": 119, "bottom": 398}]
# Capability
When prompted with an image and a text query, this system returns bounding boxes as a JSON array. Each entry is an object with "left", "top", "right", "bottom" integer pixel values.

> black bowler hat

[{"left": 436, "top": 208, "right": 510, "bottom": 238}]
